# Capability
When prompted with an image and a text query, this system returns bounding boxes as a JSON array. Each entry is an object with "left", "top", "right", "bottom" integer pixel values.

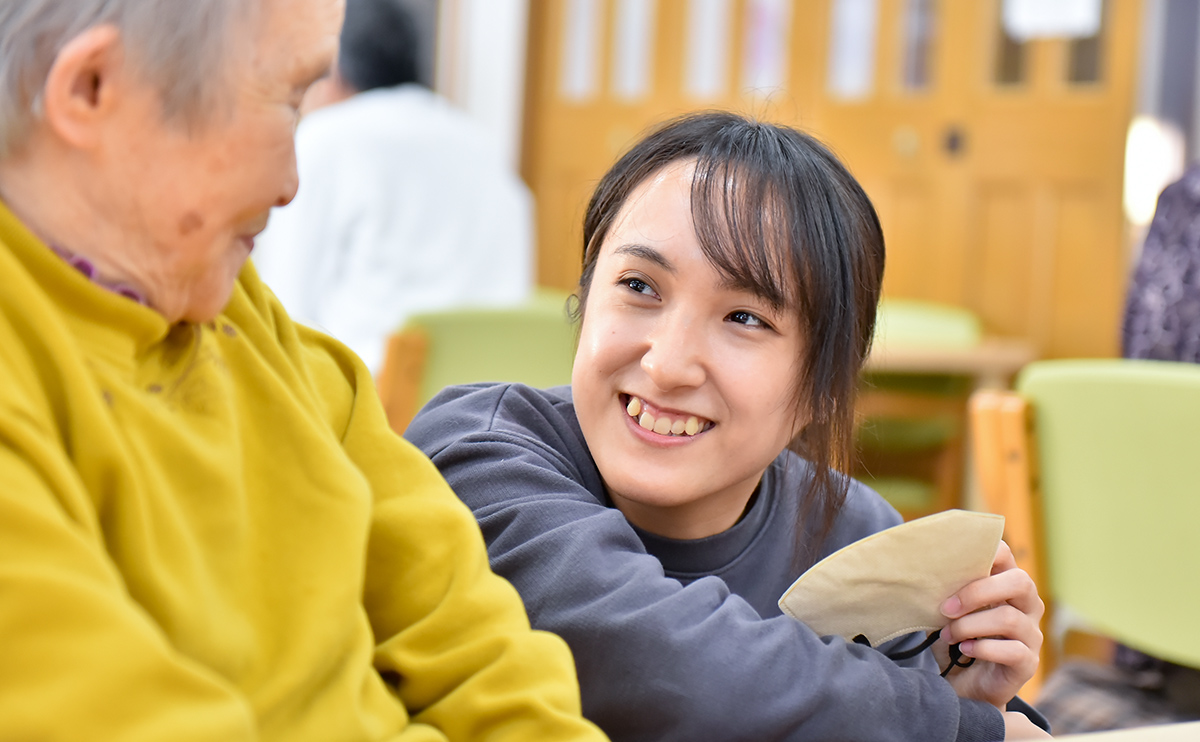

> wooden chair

[
  {"left": 855, "top": 299, "right": 983, "bottom": 518},
  {"left": 970, "top": 359, "right": 1200, "bottom": 700},
  {"left": 376, "top": 292, "right": 577, "bottom": 434}
]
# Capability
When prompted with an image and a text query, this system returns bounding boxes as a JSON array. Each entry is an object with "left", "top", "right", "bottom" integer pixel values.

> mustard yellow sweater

[{"left": 0, "top": 202, "right": 605, "bottom": 742}]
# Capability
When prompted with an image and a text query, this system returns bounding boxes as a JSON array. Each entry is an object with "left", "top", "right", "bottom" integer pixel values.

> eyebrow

[
  {"left": 612, "top": 244, "right": 676, "bottom": 274},
  {"left": 717, "top": 275, "right": 788, "bottom": 310}
]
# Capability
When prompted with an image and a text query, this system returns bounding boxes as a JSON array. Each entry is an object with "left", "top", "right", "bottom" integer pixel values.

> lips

[
  {"left": 621, "top": 394, "right": 713, "bottom": 437},
  {"left": 239, "top": 217, "right": 270, "bottom": 251}
]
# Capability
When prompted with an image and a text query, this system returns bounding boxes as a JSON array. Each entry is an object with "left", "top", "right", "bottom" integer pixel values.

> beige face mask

[{"left": 778, "top": 509, "right": 1004, "bottom": 647}]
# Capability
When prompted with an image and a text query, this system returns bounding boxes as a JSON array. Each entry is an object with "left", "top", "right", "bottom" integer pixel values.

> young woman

[{"left": 405, "top": 112, "right": 1049, "bottom": 741}]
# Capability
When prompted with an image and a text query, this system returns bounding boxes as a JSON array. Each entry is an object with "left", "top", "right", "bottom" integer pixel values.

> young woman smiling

[{"left": 405, "top": 112, "right": 1049, "bottom": 741}]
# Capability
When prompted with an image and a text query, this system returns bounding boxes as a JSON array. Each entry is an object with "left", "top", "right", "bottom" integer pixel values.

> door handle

[{"left": 943, "top": 126, "right": 967, "bottom": 157}]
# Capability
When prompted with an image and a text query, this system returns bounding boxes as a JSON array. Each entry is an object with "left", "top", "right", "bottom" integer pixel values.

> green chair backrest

[
  {"left": 865, "top": 299, "right": 982, "bottom": 395},
  {"left": 873, "top": 298, "right": 983, "bottom": 350},
  {"left": 405, "top": 292, "right": 577, "bottom": 408},
  {"left": 1017, "top": 359, "right": 1200, "bottom": 668}
]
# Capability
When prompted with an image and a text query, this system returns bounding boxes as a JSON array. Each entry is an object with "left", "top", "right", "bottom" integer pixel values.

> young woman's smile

[
  {"left": 619, "top": 392, "right": 713, "bottom": 444},
  {"left": 571, "top": 160, "right": 805, "bottom": 540}
]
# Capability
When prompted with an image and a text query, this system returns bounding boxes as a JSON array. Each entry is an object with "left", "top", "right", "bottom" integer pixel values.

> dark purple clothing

[{"left": 1122, "top": 165, "right": 1200, "bottom": 362}]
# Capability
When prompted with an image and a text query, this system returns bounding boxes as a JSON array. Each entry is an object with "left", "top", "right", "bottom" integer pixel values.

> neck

[
  {"left": 0, "top": 137, "right": 158, "bottom": 310},
  {"left": 609, "top": 482, "right": 760, "bottom": 540}
]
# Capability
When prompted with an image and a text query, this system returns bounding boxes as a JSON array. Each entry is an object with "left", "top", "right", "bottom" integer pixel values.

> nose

[
  {"left": 641, "top": 309, "right": 707, "bottom": 391},
  {"left": 275, "top": 139, "right": 301, "bottom": 208}
]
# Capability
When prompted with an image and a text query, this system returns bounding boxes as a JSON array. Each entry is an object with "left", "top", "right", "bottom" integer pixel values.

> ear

[{"left": 40, "top": 25, "right": 125, "bottom": 149}]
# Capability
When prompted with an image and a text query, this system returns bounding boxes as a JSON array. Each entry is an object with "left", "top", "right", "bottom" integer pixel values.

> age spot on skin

[{"left": 178, "top": 212, "right": 204, "bottom": 236}]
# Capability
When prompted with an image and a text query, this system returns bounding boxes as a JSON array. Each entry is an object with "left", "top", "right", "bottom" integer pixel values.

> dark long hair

[{"left": 576, "top": 111, "right": 885, "bottom": 566}]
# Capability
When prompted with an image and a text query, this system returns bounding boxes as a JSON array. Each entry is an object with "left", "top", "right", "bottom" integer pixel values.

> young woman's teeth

[{"left": 625, "top": 396, "right": 705, "bottom": 436}]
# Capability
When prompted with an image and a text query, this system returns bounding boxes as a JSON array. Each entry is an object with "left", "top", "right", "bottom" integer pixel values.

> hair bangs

[{"left": 688, "top": 138, "right": 798, "bottom": 314}]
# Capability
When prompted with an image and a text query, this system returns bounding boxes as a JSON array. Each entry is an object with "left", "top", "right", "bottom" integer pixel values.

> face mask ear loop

[
  {"left": 852, "top": 630, "right": 976, "bottom": 676},
  {"left": 940, "top": 643, "right": 976, "bottom": 677},
  {"left": 864, "top": 630, "right": 941, "bottom": 661}
]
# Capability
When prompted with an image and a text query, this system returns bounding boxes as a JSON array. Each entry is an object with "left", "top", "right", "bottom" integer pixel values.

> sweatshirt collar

[
  {"left": 0, "top": 199, "right": 171, "bottom": 358},
  {"left": 632, "top": 462, "right": 781, "bottom": 577}
]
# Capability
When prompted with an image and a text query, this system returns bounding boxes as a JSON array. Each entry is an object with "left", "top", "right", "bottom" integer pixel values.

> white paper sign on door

[{"left": 1003, "top": 0, "right": 1102, "bottom": 42}]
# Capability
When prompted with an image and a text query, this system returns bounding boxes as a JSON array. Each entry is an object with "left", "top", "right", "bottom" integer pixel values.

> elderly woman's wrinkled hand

[{"left": 936, "top": 540, "right": 1045, "bottom": 710}]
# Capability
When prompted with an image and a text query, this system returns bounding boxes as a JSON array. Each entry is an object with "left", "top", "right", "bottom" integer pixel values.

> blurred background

[
  {"left": 361, "top": 0, "right": 1197, "bottom": 516},
  {"left": 425, "top": 0, "right": 1190, "bottom": 360}
]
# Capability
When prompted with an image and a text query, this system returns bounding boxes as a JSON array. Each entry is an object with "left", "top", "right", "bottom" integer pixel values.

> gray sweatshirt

[{"left": 406, "top": 383, "right": 1016, "bottom": 741}]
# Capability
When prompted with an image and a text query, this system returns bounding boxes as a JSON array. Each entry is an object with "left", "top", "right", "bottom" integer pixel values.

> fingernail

[
  {"left": 941, "top": 596, "right": 961, "bottom": 617},
  {"left": 959, "top": 640, "right": 975, "bottom": 657}
]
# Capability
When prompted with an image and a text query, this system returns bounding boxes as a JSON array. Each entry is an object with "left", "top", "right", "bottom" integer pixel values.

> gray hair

[{"left": 0, "top": 0, "right": 254, "bottom": 156}]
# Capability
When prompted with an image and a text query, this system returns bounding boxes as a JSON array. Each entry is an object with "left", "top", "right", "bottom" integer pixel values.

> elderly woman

[{"left": 0, "top": 2, "right": 606, "bottom": 741}]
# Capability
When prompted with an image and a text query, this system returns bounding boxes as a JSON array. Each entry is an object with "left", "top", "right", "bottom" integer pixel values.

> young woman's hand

[{"left": 936, "top": 540, "right": 1045, "bottom": 709}]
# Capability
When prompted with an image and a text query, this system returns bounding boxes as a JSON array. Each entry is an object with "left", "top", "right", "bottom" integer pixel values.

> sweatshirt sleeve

[
  {"left": 296, "top": 333, "right": 607, "bottom": 742},
  {"left": 406, "top": 384, "right": 1006, "bottom": 742}
]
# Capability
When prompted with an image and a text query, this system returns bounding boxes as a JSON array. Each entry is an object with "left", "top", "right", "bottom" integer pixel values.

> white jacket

[{"left": 253, "top": 85, "right": 534, "bottom": 372}]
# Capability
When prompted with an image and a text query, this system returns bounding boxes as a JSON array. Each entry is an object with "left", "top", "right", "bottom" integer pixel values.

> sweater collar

[
  {"left": 47, "top": 243, "right": 150, "bottom": 306},
  {"left": 0, "top": 199, "right": 171, "bottom": 358},
  {"left": 631, "top": 462, "right": 781, "bottom": 577}
]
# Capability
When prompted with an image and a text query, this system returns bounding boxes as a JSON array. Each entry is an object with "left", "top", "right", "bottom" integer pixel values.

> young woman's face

[{"left": 572, "top": 160, "right": 806, "bottom": 540}]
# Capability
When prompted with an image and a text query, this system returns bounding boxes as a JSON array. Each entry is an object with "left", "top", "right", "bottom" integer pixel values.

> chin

[
  {"left": 605, "top": 470, "right": 700, "bottom": 509},
  {"left": 179, "top": 279, "right": 240, "bottom": 324}
]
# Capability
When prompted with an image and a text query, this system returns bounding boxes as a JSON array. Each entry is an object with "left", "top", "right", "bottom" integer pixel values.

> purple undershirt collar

[{"left": 49, "top": 244, "right": 149, "bottom": 306}]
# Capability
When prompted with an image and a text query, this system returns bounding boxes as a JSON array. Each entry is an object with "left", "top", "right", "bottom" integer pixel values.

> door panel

[
  {"left": 1050, "top": 186, "right": 1124, "bottom": 357},
  {"left": 973, "top": 186, "right": 1035, "bottom": 339},
  {"left": 521, "top": 0, "right": 1141, "bottom": 358},
  {"left": 871, "top": 180, "right": 935, "bottom": 299}
]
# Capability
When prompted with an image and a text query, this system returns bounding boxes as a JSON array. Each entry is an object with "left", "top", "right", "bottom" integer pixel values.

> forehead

[
  {"left": 249, "top": 0, "right": 344, "bottom": 78},
  {"left": 607, "top": 160, "right": 697, "bottom": 241}
]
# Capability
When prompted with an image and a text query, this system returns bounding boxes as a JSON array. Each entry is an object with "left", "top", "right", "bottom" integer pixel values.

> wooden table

[
  {"left": 864, "top": 337, "right": 1038, "bottom": 390},
  {"left": 1059, "top": 721, "right": 1200, "bottom": 740},
  {"left": 861, "top": 337, "right": 1038, "bottom": 513}
]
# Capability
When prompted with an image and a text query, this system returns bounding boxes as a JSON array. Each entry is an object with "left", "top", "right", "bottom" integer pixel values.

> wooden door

[
  {"left": 812, "top": 0, "right": 968, "bottom": 312},
  {"left": 522, "top": 0, "right": 822, "bottom": 290},
  {"left": 958, "top": 0, "right": 1140, "bottom": 358},
  {"left": 814, "top": 0, "right": 1141, "bottom": 357},
  {"left": 521, "top": 0, "right": 1141, "bottom": 358}
]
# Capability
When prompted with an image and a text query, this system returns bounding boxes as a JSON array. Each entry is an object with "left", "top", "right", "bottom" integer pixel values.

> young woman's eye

[
  {"left": 727, "top": 310, "right": 770, "bottom": 329},
  {"left": 621, "top": 277, "right": 656, "bottom": 296}
]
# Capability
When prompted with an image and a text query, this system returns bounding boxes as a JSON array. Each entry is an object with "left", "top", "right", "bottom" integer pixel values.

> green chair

[
  {"left": 376, "top": 290, "right": 577, "bottom": 433},
  {"left": 873, "top": 298, "right": 983, "bottom": 350},
  {"left": 972, "top": 359, "right": 1200, "bottom": 696},
  {"left": 855, "top": 299, "right": 983, "bottom": 517}
]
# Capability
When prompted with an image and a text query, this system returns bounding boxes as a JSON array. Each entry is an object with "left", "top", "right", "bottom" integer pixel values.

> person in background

[
  {"left": 0, "top": 1, "right": 606, "bottom": 739},
  {"left": 1123, "top": 163, "right": 1200, "bottom": 363},
  {"left": 406, "top": 111, "right": 1051, "bottom": 741},
  {"left": 253, "top": 0, "right": 534, "bottom": 374},
  {"left": 1033, "top": 164, "right": 1200, "bottom": 733}
]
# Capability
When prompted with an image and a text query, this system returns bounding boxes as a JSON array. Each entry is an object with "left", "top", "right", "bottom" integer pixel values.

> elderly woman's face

[{"left": 104, "top": 0, "right": 343, "bottom": 322}]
